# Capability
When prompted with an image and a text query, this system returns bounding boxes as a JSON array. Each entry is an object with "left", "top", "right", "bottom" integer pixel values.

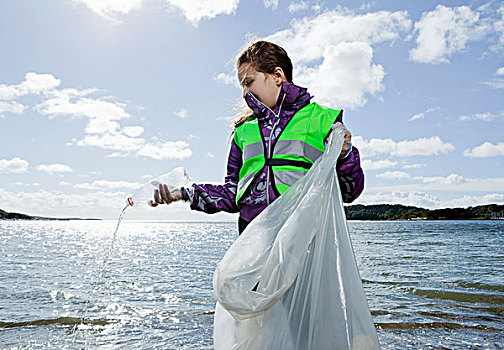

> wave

[
  {"left": 0, "top": 317, "right": 109, "bottom": 329},
  {"left": 471, "top": 306, "right": 504, "bottom": 317},
  {"left": 375, "top": 321, "right": 502, "bottom": 332},
  {"left": 417, "top": 310, "right": 501, "bottom": 323},
  {"left": 361, "top": 279, "right": 399, "bottom": 286},
  {"left": 406, "top": 287, "right": 504, "bottom": 305},
  {"left": 164, "top": 310, "right": 215, "bottom": 318},
  {"left": 452, "top": 281, "right": 504, "bottom": 293}
]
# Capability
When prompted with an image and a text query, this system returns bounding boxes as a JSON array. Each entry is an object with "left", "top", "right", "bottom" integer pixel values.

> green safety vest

[{"left": 234, "top": 102, "right": 342, "bottom": 205}]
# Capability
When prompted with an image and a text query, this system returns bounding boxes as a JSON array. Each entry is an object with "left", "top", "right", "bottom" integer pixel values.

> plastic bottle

[{"left": 125, "top": 167, "right": 191, "bottom": 208}]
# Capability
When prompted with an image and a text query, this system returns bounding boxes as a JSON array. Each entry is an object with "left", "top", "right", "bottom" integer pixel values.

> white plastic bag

[{"left": 213, "top": 125, "right": 380, "bottom": 350}]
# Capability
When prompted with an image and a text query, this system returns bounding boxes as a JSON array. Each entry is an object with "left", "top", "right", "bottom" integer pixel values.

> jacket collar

[{"left": 244, "top": 82, "right": 312, "bottom": 118}]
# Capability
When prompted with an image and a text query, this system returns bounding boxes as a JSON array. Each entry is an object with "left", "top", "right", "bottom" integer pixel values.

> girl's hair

[
  {"left": 237, "top": 41, "right": 293, "bottom": 83},
  {"left": 233, "top": 40, "right": 293, "bottom": 128}
]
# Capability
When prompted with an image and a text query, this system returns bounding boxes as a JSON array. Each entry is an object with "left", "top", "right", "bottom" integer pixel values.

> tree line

[{"left": 344, "top": 204, "right": 504, "bottom": 220}]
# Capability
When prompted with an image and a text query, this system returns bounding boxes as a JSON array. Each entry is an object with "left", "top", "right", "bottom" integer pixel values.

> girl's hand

[
  {"left": 149, "top": 184, "right": 182, "bottom": 207},
  {"left": 334, "top": 122, "right": 352, "bottom": 158}
]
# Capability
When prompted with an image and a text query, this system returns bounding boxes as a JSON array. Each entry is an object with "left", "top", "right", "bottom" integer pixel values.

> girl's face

[{"left": 238, "top": 63, "right": 284, "bottom": 110}]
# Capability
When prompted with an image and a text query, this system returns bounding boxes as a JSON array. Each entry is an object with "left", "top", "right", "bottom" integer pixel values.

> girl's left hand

[{"left": 334, "top": 122, "right": 352, "bottom": 158}]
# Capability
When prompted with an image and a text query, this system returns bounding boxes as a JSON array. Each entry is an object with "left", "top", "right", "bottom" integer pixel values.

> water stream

[{"left": 71, "top": 204, "right": 129, "bottom": 343}]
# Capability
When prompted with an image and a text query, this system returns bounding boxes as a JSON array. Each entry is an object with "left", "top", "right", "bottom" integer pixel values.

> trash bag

[{"left": 213, "top": 125, "right": 380, "bottom": 350}]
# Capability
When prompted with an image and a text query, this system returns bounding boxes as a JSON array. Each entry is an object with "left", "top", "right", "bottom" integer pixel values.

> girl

[{"left": 151, "top": 40, "right": 364, "bottom": 234}]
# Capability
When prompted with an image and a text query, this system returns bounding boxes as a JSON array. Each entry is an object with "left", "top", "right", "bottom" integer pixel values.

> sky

[{"left": 0, "top": 0, "right": 503, "bottom": 220}]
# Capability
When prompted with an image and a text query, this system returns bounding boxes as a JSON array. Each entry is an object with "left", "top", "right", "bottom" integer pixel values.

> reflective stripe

[
  {"left": 273, "top": 140, "right": 323, "bottom": 162},
  {"left": 237, "top": 172, "right": 257, "bottom": 195},
  {"left": 243, "top": 141, "right": 264, "bottom": 161},
  {"left": 274, "top": 170, "right": 307, "bottom": 187}
]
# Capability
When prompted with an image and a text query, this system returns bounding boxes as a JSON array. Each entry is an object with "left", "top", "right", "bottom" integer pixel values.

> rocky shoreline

[{"left": 0, "top": 208, "right": 100, "bottom": 221}]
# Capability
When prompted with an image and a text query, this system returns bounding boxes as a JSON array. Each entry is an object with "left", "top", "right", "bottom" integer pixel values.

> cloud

[
  {"left": 37, "top": 164, "right": 72, "bottom": 174},
  {"left": 418, "top": 173, "right": 466, "bottom": 185},
  {"left": 0, "top": 101, "right": 26, "bottom": 117},
  {"left": 0, "top": 186, "right": 236, "bottom": 220},
  {"left": 459, "top": 112, "right": 500, "bottom": 121},
  {"left": 409, "top": 112, "right": 425, "bottom": 122},
  {"left": 75, "top": 133, "right": 145, "bottom": 153},
  {"left": 174, "top": 108, "right": 188, "bottom": 119},
  {"left": 392, "top": 137, "right": 455, "bottom": 156},
  {"left": 263, "top": 0, "right": 278, "bottom": 9},
  {"left": 353, "top": 135, "right": 455, "bottom": 157},
  {"left": 492, "top": 6, "right": 504, "bottom": 51},
  {"left": 481, "top": 78, "right": 504, "bottom": 89},
  {"left": 72, "top": 0, "right": 143, "bottom": 24},
  {"left": 31, "top": 83, "right": 127, "bottom": 138},
  {"left": 440, "top": 193, "right": 504, "bottom": 208},
  {"left": 266, "top": 9, "right": 411, "bottom": 108},
  {"left": 409, "top": 106, "right": 439, "bottom": 121},
  {"left": 73, "top": 0, "right": 248, "bottom": 25},
  {"left": 0, "top": 72, "right": 60, "bottom": 100},
  {"left": 122, "top": 125, "right": 144, "bottom": 137},
  {"left": 136, "top": 141, "right": 192, "bottom": 160},
  {"left": 16, "top": 73, "right": 192, "bottom": 160},
  {"left": 376, "top": 170, "right": 411, "bottom": 180},
  {"left": 361, "top": 159, "right": 398, "bottom": 170},
  {"left": 402, "top": 163, "right": 425, "bottom": 169},
  {"left": 268, "top": 10, "right": 411, "bottom": 63},
  {"left": 35, "top": 95, "right": 131, "bottom": 135},
  {"left": 464, "top": 142, "right": 504, "bottom": 158},
  {"left": 0, "top": 157, "right": 29, "bottom": 174},
  {"left": 162, "top": 0, "right": 240, "bottom": 25},
  {"left": 355, "top": 191, "right": 439, "bottom": 208},
  {"left": 415, "top": 174, "right": 504, "bottom": 192},
  {"left": 108, "top": 152, "right": 128, "bottom": 158},
  {"left": 410, "top": 5, "right": 488, "bottom": 64},
  {"left": 77, "top": 136, "right": 189, "bottom": 161},
  {"left": 295, "top": 41, "right": 385, "bottom": 108},
  {"left": 50, "top": 87, "right": 101, "bottom": 99},
  {"left": 371, "top": 173, "right": 504, "bottom": 192},
  {"left": 12, "top": 182, "right": 40, "bottom": 187},
  {"left": 287, "top": 1, "right": 308, "bottom": 13},
  {"left": 75, "top": 180, "right": 141, "bottom": 190},
  {"left": 2, "top": 72, "right": 189, "bottom": 165},
  {"left": 0, "top": 187, "right": 125, "bottom": 219},
  {"left": 355, "top": 191, "right": 504, "bottom": 209},
  {"left": 214, "top": 72, "right": 237, "bottom": 86}
]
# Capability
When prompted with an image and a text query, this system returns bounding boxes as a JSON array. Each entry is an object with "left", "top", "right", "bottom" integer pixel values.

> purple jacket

[{"left": 189, "top": 83, "right": 364, "bottom": 223}]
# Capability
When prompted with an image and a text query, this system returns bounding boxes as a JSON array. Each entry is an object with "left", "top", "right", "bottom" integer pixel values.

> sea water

[{"left": 0, "top": 220, "right": 503, "bottom": 349}]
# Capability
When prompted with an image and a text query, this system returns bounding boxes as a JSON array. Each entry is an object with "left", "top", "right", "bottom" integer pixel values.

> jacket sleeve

[
  {"left": 336, "top": 146, "right": 364, "bottom": 203},
  {"left": 324, "top": 108, "right": 364, "bottom": 203},
  {"left": 189, "top": 139, "right": 242, "bottom": 214}
]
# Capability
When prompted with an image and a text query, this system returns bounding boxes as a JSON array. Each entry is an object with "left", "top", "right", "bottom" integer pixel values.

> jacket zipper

[
  {"left": 247, "top": 92, "right": 286, "bottom": 205},
  {"left": 267, "top": 119, "right": 280, "bottom": 205},
  {"left": 267, "top": 94, "right": 286, "bottom": 205}
]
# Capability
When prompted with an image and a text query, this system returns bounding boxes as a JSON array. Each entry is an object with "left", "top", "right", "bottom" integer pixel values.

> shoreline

[
  {"left": 2, "top": 203, "right": 504, "bottom": 221},
  {"left": 0, "top": 208, "right": 100, "bottom": 221}
]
